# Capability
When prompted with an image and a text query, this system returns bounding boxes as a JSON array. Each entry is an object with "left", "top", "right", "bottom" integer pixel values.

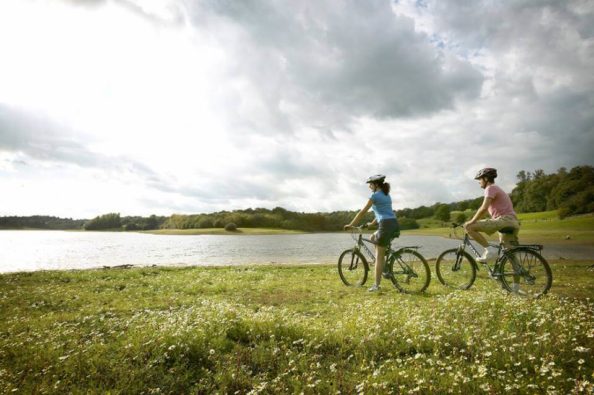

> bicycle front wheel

[
  {"left": 338, "top": 249, "right": 368, "bottom": 286},
  {"left": 389, "top": 249, "right": 431, "bottom": 293},
  {"left": 500, "top": 248, "right": 552, "bottom": 298},
  {"left": 435, "top": 249, "right": 477, "bottom": 289}
]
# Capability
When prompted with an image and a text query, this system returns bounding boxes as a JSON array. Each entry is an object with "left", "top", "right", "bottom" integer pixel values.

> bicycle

[
  {"left": 338, "top": 225, "right": 431, "bottom": 293},
  {"left": 435, "top": 223, "right": 553, "bottom": 298}
]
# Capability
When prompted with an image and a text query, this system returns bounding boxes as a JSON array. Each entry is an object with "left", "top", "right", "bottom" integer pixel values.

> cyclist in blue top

[{"left": 344, "top": 174, "right": 400, "bottom": 292}]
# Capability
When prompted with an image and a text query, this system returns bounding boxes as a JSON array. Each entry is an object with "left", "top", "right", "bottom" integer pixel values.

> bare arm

[
  {"left": 465, "top": 196, "right": 493, "bottom": 225},
  {"left": 344, "top": 199, "right": 373, "bottom": 230}
]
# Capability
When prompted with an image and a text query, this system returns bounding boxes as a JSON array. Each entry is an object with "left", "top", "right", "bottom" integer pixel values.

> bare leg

[
  {"left": 375, "top": 245, "right": 386, "bottom": 286},
  {"left": 465, "top": 224, "right": 489, "bottom": 248}
]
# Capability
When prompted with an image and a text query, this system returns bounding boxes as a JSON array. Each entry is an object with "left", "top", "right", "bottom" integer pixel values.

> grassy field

[
  {"left": 1, "top": 261, "right": 593, "bottom": 394},
  {"left": 405, "top": 211, "right": 594, "bottom": 245}
]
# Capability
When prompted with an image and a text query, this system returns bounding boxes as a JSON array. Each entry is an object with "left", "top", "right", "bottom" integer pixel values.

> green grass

[
  {"left": 517, "top": 210, "right": 560, "bottom": 221},
  {"left": 145, "top": 227, "right": 307, "bottom": 235},
  {"left": 1, "top": 262, "right": 593, "bottom": 394},
  {"left": 405, "top": 211, "right": 594, "bottom": 244},
  {"left": 416, "top": 217, "right": 447, "bottom": 228}
]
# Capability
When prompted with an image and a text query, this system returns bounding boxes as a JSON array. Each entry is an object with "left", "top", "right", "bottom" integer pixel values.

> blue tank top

[{"left": 370, "top": 191, "right": 396, "bottom": 221}]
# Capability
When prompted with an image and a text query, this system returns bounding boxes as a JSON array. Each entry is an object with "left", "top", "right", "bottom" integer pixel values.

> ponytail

[{"left": 380, "top": 182, "right": 390, "bottom": 195}]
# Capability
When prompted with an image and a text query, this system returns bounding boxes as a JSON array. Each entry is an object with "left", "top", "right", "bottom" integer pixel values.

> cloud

[
  {"left": 183, "top": 0, "right": 484, "bottom": 134},
  {"left": 0, "top": 104, "right": 97, "bottom": 167},
  {"left": 392, "top": 0, "right": 594, "bottom": 168},
  {"left": 0, "top": 0, "right": 593, "bottom": 217},
  {"left": 0, "top": 104, "right": 167, "bottom": 183}
]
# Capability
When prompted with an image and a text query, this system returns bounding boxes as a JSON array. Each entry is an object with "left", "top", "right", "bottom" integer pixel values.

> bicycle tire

[
  {"left": 338, "top": 249, "right": 368, "bottom": 286},
  {"left": 499, "top": 248, "right": 552, "bottom": 298},
  {"left": 435, "top": 249, "right": 477, "bottom": 290},
  {"left": 388, "top": 249, "right": 431, "bottom": 293}
]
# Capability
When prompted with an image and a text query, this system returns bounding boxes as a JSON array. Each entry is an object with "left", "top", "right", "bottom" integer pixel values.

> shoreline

[{"left": 2, "top": 255, "right": 592, "bottom": 276}]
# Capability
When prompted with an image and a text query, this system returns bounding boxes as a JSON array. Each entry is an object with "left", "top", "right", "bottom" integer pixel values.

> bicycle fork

[{"left": 349, "top": 250, "right": 361, "bottom": 271}]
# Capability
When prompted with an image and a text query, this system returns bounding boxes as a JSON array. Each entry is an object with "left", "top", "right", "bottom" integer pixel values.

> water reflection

[{"left": 0, "top": 230, "right": 589, "bottom": 273}]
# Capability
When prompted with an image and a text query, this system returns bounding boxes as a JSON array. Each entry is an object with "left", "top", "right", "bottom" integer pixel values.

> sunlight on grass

[
  {"left": 405, "top": 212, "right": 594, "bottom": 244},
  {"left": 0, "top": 263, "right": 593, "bottom": 393}
]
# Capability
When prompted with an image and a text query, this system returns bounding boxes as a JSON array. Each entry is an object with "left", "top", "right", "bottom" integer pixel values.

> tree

[
  {"left": 434, "top": 204, "right": 451, "bottom": 222},
  {"left": 512, "top": 165, "right": 594, "bottom": 216},
  {"left": 199, "top": 218, "right": 214, "bottom": 228},
  {"left": 469, "top": 197, "right": 483, "bottom": 210},
  {"left": 516, "top": 170, "right": 528, "bottom": 183},
  {"left": 145, "top": 215, "right": 159, "bottom": 230},
  {"left": 84, "top": 213, "right": 121, "bottom": 230}
]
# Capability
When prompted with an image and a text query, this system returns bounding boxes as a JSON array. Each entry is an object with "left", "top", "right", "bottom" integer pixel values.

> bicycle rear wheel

[
  {"left": 389, "top": 249, "right": 431, "bottom": 293},
  {"left": 338, "top": 249, "right": 368, "bottom": 286},
  {"left": 435, "top": 249, "right": 477, "bottom": 289},
  {"left": 499, "top": 248, "right": 552, "bottom": 298}
]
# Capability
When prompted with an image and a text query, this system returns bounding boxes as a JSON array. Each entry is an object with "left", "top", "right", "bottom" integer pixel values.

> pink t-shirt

[{"left": 484, "top": 184, "right": 516, "bottom": 218}]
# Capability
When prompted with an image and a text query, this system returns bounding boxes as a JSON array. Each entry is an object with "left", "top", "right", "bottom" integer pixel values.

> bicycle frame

[
  {"left": 350, "top": 227, "right": 420, "bottom": 265},
  {"left": 352, "top": 232, "right": 377, "bottom": 262},
  {"left": 453, "top": 224, "right": 543, "bottom": 277},
  {"left": 435, "top": 223, "right": 552, "bottom": 296},
  {"left": 457, "top": 233, "right": 504, "bottom": 273},
  {"left": 339, "top": 226, "right": 432, "bottom": 292}
]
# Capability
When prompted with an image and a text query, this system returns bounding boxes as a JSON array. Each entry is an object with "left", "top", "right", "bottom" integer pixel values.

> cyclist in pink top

[{"left": 464, "top": 168, "right": 520, "bottom": 262}]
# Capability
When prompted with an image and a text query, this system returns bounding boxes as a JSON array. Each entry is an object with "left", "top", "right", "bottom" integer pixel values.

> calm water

[{"left": 0, "top": 230, "right": 590, "bottom": 273}]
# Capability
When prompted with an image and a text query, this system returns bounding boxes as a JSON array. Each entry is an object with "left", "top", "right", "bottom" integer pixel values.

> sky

[{"left": 0, "top": 0, "right": 593, "bottom": 219}]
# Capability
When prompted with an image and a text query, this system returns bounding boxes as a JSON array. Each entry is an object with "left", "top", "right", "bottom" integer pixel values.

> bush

[
  {"left": 455, "top": 212, "right": 467, "bottom": 224},
  {"left": 224, "top": 223, "right": 238, "bottom": 231},
  {"left": 398, "top": 217, "right": 419, "bottom": 230}
]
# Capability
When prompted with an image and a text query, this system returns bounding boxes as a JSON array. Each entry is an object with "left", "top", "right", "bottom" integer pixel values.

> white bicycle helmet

[
  {"left": 366, "top": 174, "right": 386, "bottom": 184},
  {"left": 474, "top": 168, "right": 497, "bottom": 180}
]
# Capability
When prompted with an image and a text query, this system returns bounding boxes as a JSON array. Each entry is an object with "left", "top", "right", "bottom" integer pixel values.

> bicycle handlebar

[
  {"left": 345, "top": 224, "right": 368, "bottom": 231},
  {"left": 450, "top": 222, "right": 466, "bottom": 239}
]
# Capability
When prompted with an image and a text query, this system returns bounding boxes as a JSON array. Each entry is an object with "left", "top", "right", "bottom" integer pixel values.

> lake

[{"left": 0, "top": 230, "right": 590, "bottom": 273}]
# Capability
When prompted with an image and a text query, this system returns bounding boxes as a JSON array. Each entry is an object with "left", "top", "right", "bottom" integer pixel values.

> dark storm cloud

[
  {"left": 185, "top": 0, "right": 484, "bottom": 132},
  {"left": 421, "top": 0, "right": 594, "bottom": 170}
]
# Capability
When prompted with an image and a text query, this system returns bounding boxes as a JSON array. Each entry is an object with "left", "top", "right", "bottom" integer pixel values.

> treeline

[
  {"left": 2, "top": 165, "right": 592, "bottom": 232},
  {"left": 397, "top": 197, "right": 483, "bottom": 220},
  {"left": 0, "top": 216, "right": 86, "bottom": 230},
  {"left": 510, "top": 165, "right": 594, "bottom": 218},
  {"left": 162, "top": 207, "right": 423, "bottom": 232},
  {"left": 164, "top": 207, "right": 372, "bottom": 232},
  {"left": 84, "top": 213, "right": 167, "bottom": 231},
  {"left": 0, "top": 214, "right": 167, "bottom": 231}
]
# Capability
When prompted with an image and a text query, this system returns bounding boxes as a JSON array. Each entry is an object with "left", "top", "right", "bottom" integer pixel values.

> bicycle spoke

[
  {"left": 389, "top": 249, "right": 430, "bottom": 293},
  {"left": 500, "top": 249, "right": 552, "bottom": 298},
  {"left": 338, "top": 249, "right": 368, "bottom": 286},
  {"left": 435, "top": 249, "right": 476, "bottom": 290}
]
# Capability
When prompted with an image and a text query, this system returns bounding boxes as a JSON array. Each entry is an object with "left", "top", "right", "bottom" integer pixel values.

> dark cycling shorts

[{"left": 374, "top": 218, "right": 400, "bottom": 247}]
